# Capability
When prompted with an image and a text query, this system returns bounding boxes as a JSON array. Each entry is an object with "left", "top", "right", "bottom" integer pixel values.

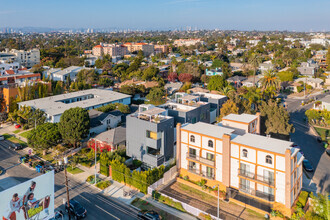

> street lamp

[
  {"left": 63, "top": 157, "right": 71, "bottom": 220},
  {"left": 213, "top": 184, "right": 219, "bottom": 220}
]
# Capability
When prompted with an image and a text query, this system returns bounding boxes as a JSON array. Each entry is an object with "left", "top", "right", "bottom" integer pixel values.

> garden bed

[
  {"left": 131, "top": 198, "right": 181, "bottom": 220},
  {"left": 66, "top": 166, "right": 84, "bottom": 174},
  {"left": 96, "top": 180, "right": 112, "bottom": 190}
]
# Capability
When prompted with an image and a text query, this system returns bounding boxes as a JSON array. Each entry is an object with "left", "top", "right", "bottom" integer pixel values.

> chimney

[
  {"left": 222, "top": 133, "right": 231, "bottom": 187},
  {"left": 285, "top": 148, "right": 292, "bottom": 209},
  {"left": 176, "top": 123, "right": 182, "bottom": 170},
  {"left": 256, "top": 112, "right": 261, "bottom": 134}
]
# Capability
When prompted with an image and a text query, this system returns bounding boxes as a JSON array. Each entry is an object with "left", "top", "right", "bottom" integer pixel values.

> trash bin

[{"left": 35, "top": 165, "right": 42, "bottom": 173}]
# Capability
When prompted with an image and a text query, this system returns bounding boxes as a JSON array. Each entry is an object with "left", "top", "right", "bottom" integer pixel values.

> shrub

[
  {"left": 23, "top": 124, "right": 29, "bottom": 130},
  {"left": 96, "top": 181, "right": 111, "bottom": 190},
  {"left": 298, "top": 191, "right": 309, "bottom": 207},
  {"left": 183, "top": 175, "right": 189, "bottom": 181},
  {"left": 199, "top": 213, "right": 212, "bottom": 220}
]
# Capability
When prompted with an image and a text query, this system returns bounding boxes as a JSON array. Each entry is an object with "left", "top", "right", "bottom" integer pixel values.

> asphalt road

[
  {"left": 285, "top": 93, "right": 330, "bottom": 194},
  {"left": 0, "top": 138, "right": 138, "bottom": 220}
]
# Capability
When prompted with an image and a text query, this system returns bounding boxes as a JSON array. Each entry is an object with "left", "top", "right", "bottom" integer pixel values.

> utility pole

[
  {"left": 64, "top": 157, "right": 71, "bottom": 220},
  {"left": 94, "top": 139, "right": 97, "bottom": 185}
]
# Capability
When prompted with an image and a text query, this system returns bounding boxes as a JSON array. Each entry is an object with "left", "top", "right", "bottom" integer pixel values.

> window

[
  {"left": 266, "top": 155, "right": 272, "bottom": 164},
  {"left": 146, "top": 130, "right": 158, "bottom": 140},
  {"left": 189, "top": 148, "right": 196, "bottom": 157},
  {"left": 206, "top": 167, "right": 214, "bottom": 179},
  {"left": 206, "top": 153, "right": 214, "bottom": 161},
  {"left": 208, "top": 140, "right": 213, "bottom": 148},
  {"left": 190, "top": 135, "right": 195, "bottom": 143},
  {"left": 242, "top": 149, "right": 248, "bottom": 158},
  {"left": 147, "top": 147, "right": 160, "bottom": 156}
]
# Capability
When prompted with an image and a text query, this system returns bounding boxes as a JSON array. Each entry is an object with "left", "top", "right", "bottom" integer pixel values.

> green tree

[
  {"left": 28, "top": 123, "right": 61, "bottom": 153},
  {"left": 277, "top": 71, "right": 294, "bottom": 82},
  {"left": 217, "top": 100, "right": 239, "bottom": 122},
  {"left": 207, "top": 75, "right": 227, "bottom": 91},
  {"left": 58, "top": 107, "right": 90, "bottom": 147},
  {"left": 260, "top": 70, "right": 280, "bottom": 91},
  {"left": 326, "top": 47, "right": 330, "bottom": 70},
  {"left": 146, "top": 87, "right": 165, "bottom": 105},
  {"left": 305, "top": 193, "right": 330, "bottom": 220},
  {"left": 259, "top": 100, "right": 294, "bottom": 139},
  {"left": 248, "top": 53, "right": 262, "bottom": 86}
]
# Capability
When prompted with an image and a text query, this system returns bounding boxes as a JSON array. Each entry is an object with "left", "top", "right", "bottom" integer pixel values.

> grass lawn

[
  {"left": 4, "top": 133, "right": 27, "bottom": 146},
  {"left": 314, "top": 126, "right": 330, "bottom": 141},
  {"left": 131, "top": 198, "right": 181, "bottom": 220},
  {"left": 176, "top": 182, "right": 216, "bottom": 203},
  {"left": 13, "top": 129, "right": 21, "bottom": 134},
  {"left": 19, "top": 130, "right": 32, "bottom": 139},
  {"left": 66, "top": 166, "right": 84, "bottom": 174}
]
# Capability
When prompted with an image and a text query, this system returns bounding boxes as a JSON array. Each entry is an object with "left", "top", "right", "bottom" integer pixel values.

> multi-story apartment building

[
  {"left": 126, "top": 104, "right": 174, "bottom": 168},
  {"left": 160, "top": 94, "right": 210, "bottom": 125},
  {"left": 176, "top": 116, "right": 303, "bottom": 214},
  {"left": 92, "top": 44, "right": 129, "bottom": 57},
  {"left": 123, "top": 43, "right": 154, "bottom": 56},
  {"left": 154, "top": 45, "right": 169, "bottom": 54},
  {"left": 0, "top": 72, "right": 41, "bottom": 86},
  {"left": 221, "top": 113, "right": 259, "bottom": 134},
  {"left": 173, "top": 39, "right": 205, "bottom": 47},
  {"left": 43, "top": 66, "right": 92, "bottom": 82},
  {"left": 0, "top": 49, "right": 40, "bottom": 68}
]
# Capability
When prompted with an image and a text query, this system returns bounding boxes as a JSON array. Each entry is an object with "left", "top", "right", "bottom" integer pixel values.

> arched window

[
  {"left": 190, "top": 135, "right": 195, "bottom": 143},
  {"left": 266, "top": 155, "right": 272, "bottom": 164},
  {"left": 242, "top": 149, "right": 248, "bottom": 158},
  {"left": 208, "top": 140, "right": 213, "bottom": 148}
]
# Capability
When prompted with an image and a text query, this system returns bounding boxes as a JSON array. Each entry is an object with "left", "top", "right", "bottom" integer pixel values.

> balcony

[
  {"left": 187, "top": 165, "right": 215, "bottom": 180},
  {"left": 238, "top": 169, "right": 274, "bottom": 186},
  {"left": 239, "top": 184, "right": 274, "bottom": 202},
  {"left": 186, "top": 153, "right": 215, "bottom": 167}
]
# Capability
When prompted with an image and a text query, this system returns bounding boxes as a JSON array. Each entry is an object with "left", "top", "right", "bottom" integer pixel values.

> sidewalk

[{"left": 72, "top": 164, "right": 197, "bottom": 220}]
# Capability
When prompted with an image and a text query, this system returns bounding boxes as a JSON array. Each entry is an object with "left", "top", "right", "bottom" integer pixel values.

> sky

[{"left": 1, "top": 0, "right": 330, "bottom": 31}]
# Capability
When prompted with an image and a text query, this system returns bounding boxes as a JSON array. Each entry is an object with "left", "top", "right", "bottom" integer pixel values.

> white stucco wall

[{"left": 230, "top": 158, "right": 239, "bottom": 188}]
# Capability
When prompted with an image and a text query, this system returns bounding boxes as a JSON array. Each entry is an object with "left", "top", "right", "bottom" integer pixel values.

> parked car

[
  {"left": 0, "top": 135, "right": 4, "bottom": 141},
  {"left": 138, "top": 210, "right": 161, "bottom": 220},
  {"left": 9, "top": 143, "right": 23, "bottom": 151},
  {"left": 65, "top": 199, "right": 87, "bottom": 219},
  {"left": 316, "top": 137, "right": 322, "bottom": 143},
  {"left": 14, "top": 124, "right": 21, "bottom": 129},
  {"left": 303, "top": 159, "right": 314, "bottom": 172},
  {"left": 326, "top": 148, "right": 330, "bottom": 157},
  {"left": 49, "top": 210, "right": 64, "bottom": 220}
]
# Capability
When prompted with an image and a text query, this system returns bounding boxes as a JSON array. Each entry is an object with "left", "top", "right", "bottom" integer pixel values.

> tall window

[
  {"left": 266, "top": 155, "right": 272, "bottom": 164},
  {"left": 208, "top": 140, "right": 213, "bottom": 148},
  {"left": 242, "top": 149, "right": 248, "bottom": 158},
  {"left": 190, "top": 135, "right": 195, "bottom": 143}
]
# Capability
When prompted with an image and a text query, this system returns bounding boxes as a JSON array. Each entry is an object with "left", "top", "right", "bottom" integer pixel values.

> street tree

[
  {"left": 207, "top": 75, "right": 227, "bottom": 91},
  {"left": 248, "top": 53, "right": 262, "bottom": 86},
  {"left": 146, "top": 87, "right": 165, "bottom": 105},
  {"left": 217, "top": 100, "right": 239, "bottom": 122},
  {"left": 28, "top": 123, "right": 61, "bottom": 154},
  {"left": 58, "top": 107, "right": 90, "bottom": 148},
  {"left": 260, "top": 70, "right": 280, "bottom": 91}
]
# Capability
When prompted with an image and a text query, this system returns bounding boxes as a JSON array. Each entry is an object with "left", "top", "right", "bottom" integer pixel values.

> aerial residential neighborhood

[{"left": 0, "top": 1, "right": 329, "bottom": 220}]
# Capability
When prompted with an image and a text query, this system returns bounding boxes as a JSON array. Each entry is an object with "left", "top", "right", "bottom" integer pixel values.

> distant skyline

[{"left": 1, "top": 0, "right": 330, "bottom": 32}]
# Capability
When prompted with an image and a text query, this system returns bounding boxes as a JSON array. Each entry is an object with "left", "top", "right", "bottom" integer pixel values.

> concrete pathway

[{"left": 71, "top": 164, "right": 197, "bottom": 220}]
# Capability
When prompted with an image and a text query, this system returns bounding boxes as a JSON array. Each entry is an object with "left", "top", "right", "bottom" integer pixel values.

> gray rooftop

[
  {"left": 231, "top": 133, "right": 293, "bottom": 154},
  {"left": 140, "top": 107, "right": 166, "bottom": 117},
  {"left": 182, "top": 122, "right": 235, "bottom": 138},
  {"left": 320, "top": 95, "right": 330, "bottom": 104},
  {"left": 18, "top": 89, "right": 131, "bottom": 116},
  {"left": 94, "top": 127, "right": 126, "bottom": 145},
  {"left": 222, "top": 113, "right": 258, "bottom": 123}
]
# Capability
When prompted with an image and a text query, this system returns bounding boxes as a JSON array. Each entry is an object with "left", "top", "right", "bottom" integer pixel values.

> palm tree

[
  {"left": 248, "top": 53, "right": 262, "bottom": 86},
  {"left": 260, "top": 70, "right": 280, "bottom": 91},
  {"left": 220, "top": 86, "right": 235, "bottom": 96},
  {"left": 242, "top": 87, "right": 262, "bottom": 111}
]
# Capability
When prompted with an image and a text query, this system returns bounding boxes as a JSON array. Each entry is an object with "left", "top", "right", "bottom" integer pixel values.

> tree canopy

[
  {"left": 146, "top": 87, "right": 165, "bottom": 105},
  {"left": 28, "top": 123, "right": 61, "bottom": 150},
  {"left": 58, "top": 107, "right": 90, "bottom": 147},
  {"left": 217, "top": 100, "right": 239, "bottom": 122},
  {"left": 207, "top": 75, "right": 227, "bottom": 91}
]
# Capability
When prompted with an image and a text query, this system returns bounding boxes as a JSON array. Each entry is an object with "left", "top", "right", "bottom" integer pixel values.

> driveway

[{"left": 285, "top": 93, "right": 330, "bottom": 194}]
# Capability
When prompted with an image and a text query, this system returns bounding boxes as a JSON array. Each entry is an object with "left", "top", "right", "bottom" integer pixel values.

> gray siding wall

[{"left": 126, "top": 115, "right": 174, "bottom": 167}]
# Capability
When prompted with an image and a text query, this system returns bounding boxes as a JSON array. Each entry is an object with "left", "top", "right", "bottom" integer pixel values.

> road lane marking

[
  {"left": 96, "top": 195, "right": 138, "bottom": 217},
  {"left": 78, "top": 194, "right": 92, "bottom": 203},
  {"left": 95, "top": 204, "right": 121, "bottom": 220}
]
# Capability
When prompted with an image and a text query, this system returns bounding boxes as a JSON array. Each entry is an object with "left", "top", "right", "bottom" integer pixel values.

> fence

[{"left": 148, "top": 166, "right": 177, "bottom": 194}]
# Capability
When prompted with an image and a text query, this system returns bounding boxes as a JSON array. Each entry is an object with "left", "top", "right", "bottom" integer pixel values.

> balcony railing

[
  {"left": 187, "top": 165, "right": 215, "bottom": 180},
  {"left": 238, "top": 169, "right": 274, "bottom": 186},
  {"left": 239, "top": 184, "right": 275, "bottom": 202},
  {"left": 186, "top": 153, "right": 215, "bottom": 167}
]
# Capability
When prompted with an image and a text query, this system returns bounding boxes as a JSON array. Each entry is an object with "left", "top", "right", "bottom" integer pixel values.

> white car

[{"left": 0, "top": 135, "right": 4, "bottom": 141}]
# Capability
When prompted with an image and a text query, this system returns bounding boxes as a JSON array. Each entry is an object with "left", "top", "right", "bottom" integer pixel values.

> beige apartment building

[
  {"left": 176, "top": 113, "right": 303, "bottom": 215},
  {"left": 173, "top": 38, "right": 205, "bottom": 47},
  {"left": 0, "top": 48, "right": 40, "bottom": 68},
  {"left": 92, "top": 44, "right": 129, "bottom": 57},
  {"left": 123, "top": 43, "right": 154, "bottom": 56}
]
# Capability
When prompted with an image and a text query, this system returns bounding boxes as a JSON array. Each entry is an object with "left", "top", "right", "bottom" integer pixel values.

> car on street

[
  {"left": 303, "top": 159, "right": 314, "bottom": 172},
  {"left": 316, "top": 137, "right": 322, "bottom": 143},
  {"left": 326, "top": 148, "right": 330, "bottom": 157},
  {"left": 9, "top": 143, "right": 23, "bottom": 151},
  {"left": 49, "top": 210, "right": 64, "bottom": 220},
  {"left": 65, "top": 199, "right": 87, "bottom": 219},
  {"left": 138, "top": 210, "right": 161, "bottom": 220},
  {"left": 14, "top": 124, "right": 21, "bottom": 129},
  {"left": 0, "top": 135, "right": 4, "bottom": 141}
]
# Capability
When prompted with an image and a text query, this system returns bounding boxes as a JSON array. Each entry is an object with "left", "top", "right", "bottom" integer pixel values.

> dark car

[
  {"left": 65, "top": 199, "right": 87, "bottom": 219},
  {"left": 49, "top": 210, "right": 64, "bottom": 220},
  {"left": 138, "top": 210, "right": 161, "bottom": 220},
  {"left": 316, "top": 137, "right": 322, "bottom": 143},
  {"left": 326, "top": 148, "right": 330, "bottom": 156},
  {"left": 9, "top": 143, "right": 23, "bottom": 151},
  {"left": 303, "top": 159, "right": 314, "bottom": 172}
]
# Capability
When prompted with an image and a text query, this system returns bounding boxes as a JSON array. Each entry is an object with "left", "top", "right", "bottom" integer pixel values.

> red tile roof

[
  {"left": 5, "top": 70, "right": 15, "bottom": 75},
  {"left": 94, "top": 45, "right": 103, "bottom": 48}
]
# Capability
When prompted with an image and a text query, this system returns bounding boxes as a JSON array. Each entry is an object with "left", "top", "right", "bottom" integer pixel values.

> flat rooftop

[
  {"left": 222, "top": 113, "right": 258, "bottom": 123},
  {"left": 231, "top": 133, "right": 293, "bottom": 155},
  {"left": 18, "top": 89, "right": 131, "bottom": 116},
  {"left": 139, "top": 107, "right": 166, "bottom": 117},
  {"left": 193, "top": 92, "right": 227, "bottom": 100},
  {"left": 182, "top": 122, "right": 235, "bottom": 138}
]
